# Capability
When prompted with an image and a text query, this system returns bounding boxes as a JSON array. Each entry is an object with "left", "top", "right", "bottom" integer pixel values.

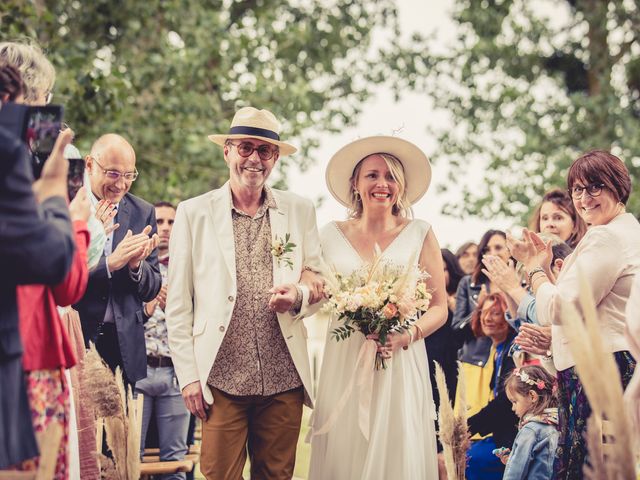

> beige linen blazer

[{"left": 166, "top": 182, "right": 324, "bottom": 407}]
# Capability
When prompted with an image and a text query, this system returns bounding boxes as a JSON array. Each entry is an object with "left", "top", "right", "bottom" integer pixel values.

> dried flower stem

[{"left": 435, "top": 362, "right": 470, "bottom": 480}]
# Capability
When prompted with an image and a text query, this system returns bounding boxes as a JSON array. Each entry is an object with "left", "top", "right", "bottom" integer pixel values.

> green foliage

[
  {"left": 331, "top": 323, "right": 355, "bottom": 342},
  {"left": 1, "top": 0, "right": 399, "bottom": 204},
  {"left": 386, "top": 0, "right": 640, "bottom": 221}
]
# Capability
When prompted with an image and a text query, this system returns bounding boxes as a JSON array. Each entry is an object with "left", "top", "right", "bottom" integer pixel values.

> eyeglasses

[
  {"left": 227, "top": 141, "right": 278, "bottom": 161},
  {"left": 91, "top": 156, "right": 139, "bottom": 182},
  {"left": 569, "top": 183, "right": 605, "bottom": 199}
]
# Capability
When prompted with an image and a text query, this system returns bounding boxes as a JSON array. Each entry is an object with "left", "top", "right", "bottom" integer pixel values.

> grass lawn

[{"left": 194, "top": 406, "right": 312, "bottom": 479}]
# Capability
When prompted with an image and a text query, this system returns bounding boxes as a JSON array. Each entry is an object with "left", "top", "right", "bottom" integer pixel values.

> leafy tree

[
  {"left": 388, "top": 0, "right": 640, "bottom": 220},
  {"left": 1, "top": 0, "right": 399, "bottom": 203}
]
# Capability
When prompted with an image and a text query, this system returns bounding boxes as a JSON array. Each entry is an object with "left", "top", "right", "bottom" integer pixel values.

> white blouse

[{"left": 536, "top": 213, "right": 640, "bottom": 371}]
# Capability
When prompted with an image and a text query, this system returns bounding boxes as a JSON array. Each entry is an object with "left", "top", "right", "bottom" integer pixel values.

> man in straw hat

[{"left": 166, "top": 107, "right": 324, "bottom": 479}]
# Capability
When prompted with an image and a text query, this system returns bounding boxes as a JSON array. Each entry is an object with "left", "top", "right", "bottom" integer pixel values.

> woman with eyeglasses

[{"left": 508, "top": 150, "right": 639, "bottom": 480}]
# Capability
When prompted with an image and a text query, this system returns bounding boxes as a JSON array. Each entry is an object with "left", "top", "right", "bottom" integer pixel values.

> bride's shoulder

[
  {"left": 407, "top": 217, "right": 431, "bottom": 232},
  {"left": 319, "top": 220, "right": 341, "bottom": 240},
  {"left": 405, "top": 219, "right": 432, "bottom": 245}
]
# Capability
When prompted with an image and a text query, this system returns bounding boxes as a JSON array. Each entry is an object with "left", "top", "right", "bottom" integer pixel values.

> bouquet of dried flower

[{"left": 322, "top": 247, "right": 431, "bottom": 369}]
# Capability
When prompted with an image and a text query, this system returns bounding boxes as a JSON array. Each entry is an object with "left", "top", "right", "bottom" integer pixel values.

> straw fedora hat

[
  {"left": 325, "top": 136, "right": 431, "bottom": 208},
  {"left": 208, "top": 107, "right": 297, "bottom": 156}
]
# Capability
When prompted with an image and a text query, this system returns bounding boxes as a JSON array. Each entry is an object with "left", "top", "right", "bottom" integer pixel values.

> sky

[{"left": 286, "top": 0, "right": 514, "bottom": 250}]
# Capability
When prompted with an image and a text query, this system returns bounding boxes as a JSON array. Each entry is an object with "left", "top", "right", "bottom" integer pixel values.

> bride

[{"left": 308, "top": 136, "right": 447, "bottom": 479}]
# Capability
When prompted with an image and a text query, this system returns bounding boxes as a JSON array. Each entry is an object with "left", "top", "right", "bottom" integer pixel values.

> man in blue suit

[{"left": 75, "top": 134, "right": 161, "bottom": 386}]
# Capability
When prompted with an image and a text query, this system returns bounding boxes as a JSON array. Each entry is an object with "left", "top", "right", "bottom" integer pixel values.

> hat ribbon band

[{"left": 228, "top": 126, "right": 280, "bottom": 141}]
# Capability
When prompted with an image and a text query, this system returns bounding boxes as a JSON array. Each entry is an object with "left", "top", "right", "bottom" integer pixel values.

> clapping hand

[
  {"left": 107, "top": 225, "right": 158, "bottom": 272},
  {"left": 482, "top": 255, "right": 520, "bottom": 294},
  {"left": 157, "top": 285, "right": 168, "bottom": 310},
  {"left": 515, "top": 323, "right": 552, "bottom": 356},
  {"left": 95, "top": 199, "right": 120, "bottom": 235},
  {"left": 128, "top": 227, "right": 159, "bottom": 270},
  {"left": 507, "top": 229, "right": 552, "bottom": 271}
]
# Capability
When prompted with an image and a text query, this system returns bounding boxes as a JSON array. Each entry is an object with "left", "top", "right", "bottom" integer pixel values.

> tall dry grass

[
  {"left": 81, "top": 345, "right": 141, "bottom": 480},
  {"left": 435, "top": 362, "right": 470, "bottom": 480}
]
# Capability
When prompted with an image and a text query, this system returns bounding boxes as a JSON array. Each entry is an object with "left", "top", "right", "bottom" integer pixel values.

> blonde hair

[
  {"left": 0, "top": 41, "right": 55, "bottom": 103},
  {"left": 347, "top": 153, "right": 412, "bottom": 219}
]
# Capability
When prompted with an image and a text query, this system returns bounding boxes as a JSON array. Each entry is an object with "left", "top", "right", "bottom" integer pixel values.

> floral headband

[{"left": 514, "top": 368, "right": 547, "bottom": 390}]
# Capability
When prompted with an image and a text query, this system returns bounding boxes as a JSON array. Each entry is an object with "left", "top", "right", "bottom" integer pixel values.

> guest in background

[
  {"left": 466, "top": 293, "right": 519, "bottom": 480},
  {"left": 500, "top": 365, "right": 559, "bottom": 480},
  {"left": 0, "top": 59, "right": 75, "bottom": 468},
  {"left": 456, "top": 241, "right": 478, "bottom": 275},
  {"left": 136, "top": 201, "right": 190, "bottom": 479},
  {"left": 528, "top": 188, "right": 586, "bottom": 249},
  {"left": 75, "top": 134, "right": 161, "bottom": 387},
  {"left": 511, "top": 150, "right": 639, "bottom": 479},
  {"left": 426, "top": 249, "right": 464, "bottom": 413},
  {"left": 2, "top": 42, "right": 89, "bottom": 478},
  {"left": 453, "top": 230, "right": 510, "bottom": 422}
]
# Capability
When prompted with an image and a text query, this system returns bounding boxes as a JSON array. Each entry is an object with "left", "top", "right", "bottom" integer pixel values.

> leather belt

[{"left": 147, "top": 355, "right": 173, "bottom": 368}]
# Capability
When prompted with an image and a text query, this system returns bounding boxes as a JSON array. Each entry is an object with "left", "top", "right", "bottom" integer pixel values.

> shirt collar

[{"left": 229, "top": 184, "right": 277, "bottom": 218}]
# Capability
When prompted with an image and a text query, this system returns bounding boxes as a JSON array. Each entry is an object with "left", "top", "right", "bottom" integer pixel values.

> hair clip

[{"left": 514, "top": 368, "right": 545, "bottom": 390}]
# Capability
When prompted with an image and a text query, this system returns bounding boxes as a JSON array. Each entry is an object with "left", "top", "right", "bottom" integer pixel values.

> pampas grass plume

[
  {"left": 81, "top": 344, "right": 123, "bottom": 418},
  {"left": 435, "top": 362, "right": 470, "bottom": 480}
]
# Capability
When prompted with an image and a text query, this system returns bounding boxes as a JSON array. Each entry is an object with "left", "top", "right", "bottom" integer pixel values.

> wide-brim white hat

[
  {"left": 208, "top": 106, "right": 297, "bottom": 156},
  {"left": 326, "top": 136, "right": 431, "bottom": 207}
]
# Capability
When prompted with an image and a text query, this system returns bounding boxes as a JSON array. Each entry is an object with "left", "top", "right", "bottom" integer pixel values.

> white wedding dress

[{"left": 308, "top": 220, "right": 439, "bottom": 480}]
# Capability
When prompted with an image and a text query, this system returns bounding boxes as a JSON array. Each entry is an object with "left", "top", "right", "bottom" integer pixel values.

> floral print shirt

[
  {"left": 144, "top": 260, "right": 171, "bottom": 357},
  {"left": 208, "top": 187, "right": 302, "bottom": 396}
]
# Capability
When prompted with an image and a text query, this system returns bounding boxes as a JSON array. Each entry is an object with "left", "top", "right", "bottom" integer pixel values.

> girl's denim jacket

[{"left": 503, "top": 408, "right": 559, "bottom": 480}]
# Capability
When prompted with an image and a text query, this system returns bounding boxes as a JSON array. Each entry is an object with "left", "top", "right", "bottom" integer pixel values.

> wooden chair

[
  {"left": 138, "top": 399, "right": 200, "bottom": 478},
  {"left": 139, "top": 459, "right": 194, "bottom": 479}
]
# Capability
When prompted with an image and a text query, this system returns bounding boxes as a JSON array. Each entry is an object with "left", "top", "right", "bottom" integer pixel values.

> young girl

[{"left": 499, "top": 365, "right": 559, "bottom": 479}]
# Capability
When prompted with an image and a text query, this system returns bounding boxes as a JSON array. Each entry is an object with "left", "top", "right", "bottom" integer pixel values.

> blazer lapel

[
  {"left": 208, "top": 183, "right": 236, "bottom": 281},
  {"left": 113, "top": 195, "right": 130, "bottom": 247},
  {"left": 269, "top": 192, "right": 288, "bottom": 287}
]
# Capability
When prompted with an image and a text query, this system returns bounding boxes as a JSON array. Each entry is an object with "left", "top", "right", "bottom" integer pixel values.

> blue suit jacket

[{"left": 75, "top": 192, "right": 161, "bottom": 383}]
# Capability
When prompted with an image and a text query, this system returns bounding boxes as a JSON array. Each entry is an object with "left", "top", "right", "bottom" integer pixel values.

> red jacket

[{"left": 18, "top": 220, "right": 90, "bottom": 371}]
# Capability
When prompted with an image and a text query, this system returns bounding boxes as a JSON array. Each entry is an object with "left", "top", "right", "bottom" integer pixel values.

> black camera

[{"left": 0, "top": 102, "right": 64, "bottom": 179}]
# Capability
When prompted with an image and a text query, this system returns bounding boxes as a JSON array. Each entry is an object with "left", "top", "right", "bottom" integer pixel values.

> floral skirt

[
  {"left": 553, "top": 351, "right": 636, "bottom": 480},
  {"left": 18, "top": 369, "right": 70, "bottom": 479}
]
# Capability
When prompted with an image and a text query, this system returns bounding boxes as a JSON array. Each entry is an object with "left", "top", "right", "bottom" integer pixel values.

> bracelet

[
  {"left": 527, "top": 267, "right": 545, "bottom": 285},
  {"left": 403, "top": 328, "right": 414, "bottom": 350},
  {"left": 413, "top": 323, "right": 424, "bottom": 340},
  {"left": 302, "top": 265, "right": 319, "bottom": 274}
]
